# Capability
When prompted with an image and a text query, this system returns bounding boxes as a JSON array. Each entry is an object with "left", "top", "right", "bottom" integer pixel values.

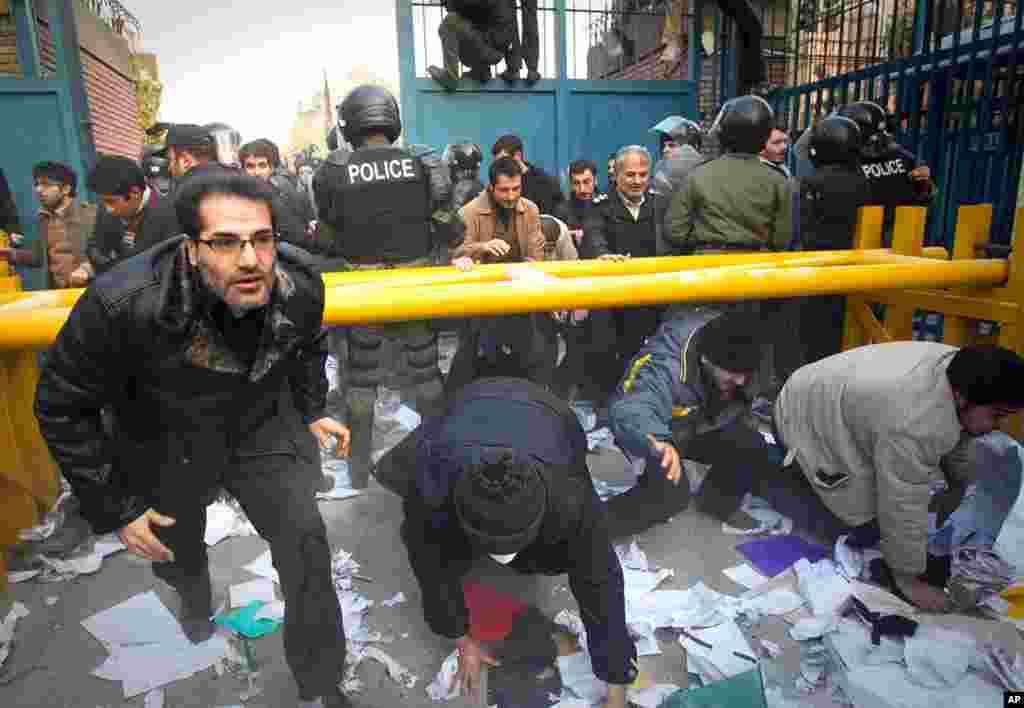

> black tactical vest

[
  {"left": 331, "top": 146, "right": 432, "bottom": 262},
  {"left": 859, "top": 145, "right": 922, "bottom": 207}
]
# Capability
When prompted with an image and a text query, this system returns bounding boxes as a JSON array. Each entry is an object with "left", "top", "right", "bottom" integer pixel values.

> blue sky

[{"left": 131, "top": 1, "right": 400, "bottom": 146}]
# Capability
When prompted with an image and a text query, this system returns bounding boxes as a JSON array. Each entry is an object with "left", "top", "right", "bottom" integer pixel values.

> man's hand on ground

[
  {"left": 453, "top": 635, "right": 500, "bottom": 698},
  {"left": 309, "top": 417, "right": 351, "bottom": 458},
  {"left": 894, "top": 573, "right": 950, "bottom": 612},
  {"left": 647, "top": 434, "right": 682, "bottom": 485},
  {"left": 118, "top": 509, "right": 176, "bottom": 562}
]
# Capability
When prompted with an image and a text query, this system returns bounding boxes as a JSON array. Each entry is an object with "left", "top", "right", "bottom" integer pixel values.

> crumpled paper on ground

[
  {"left": 363, "top": 646, "right": 417, "bottom": 689},
  {"left": 425, "top": 649, "right": 460, "bottom": 701},
  {"left": 204, "top": 500, "right": 257, "bottom": 546},
  {"left": 17, "top": 479, "right": 74, "bottom": 542},
  {"left": 903, "top": 628, "right": 975, "bottom": 689},
  {"left": 794, "top": 558, "right": 850, "bottom": 617},
  {"left": 586, "top": 427, "right": 618, "bottom": 452},
  {"left": 979, "top": 640, "right": 1024, "bottom": 691},
  {"left": 36, "top": 551, "right": 103, "bottom": 582},
  {"left": 616, "top": 541, "right": 650, "bottom": 571}
]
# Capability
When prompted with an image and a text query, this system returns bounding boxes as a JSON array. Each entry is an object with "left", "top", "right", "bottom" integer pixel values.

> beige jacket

[
  {"left": 10, "top": 200, "right": 97, "bottom": 288},
  {"left": 775, "top": 342, "right": 970, "bottom": 575},
  {"left": 453, "top": 191, "right": 545, "bottom": 262}
]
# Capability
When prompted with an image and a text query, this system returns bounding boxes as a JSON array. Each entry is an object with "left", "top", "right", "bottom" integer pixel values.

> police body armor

[
  {"left": 857, "top": 145, "right": 923, "bottom": 207},
  {"left": 323, "top": 145, "right": 433, "bottom": 263}
]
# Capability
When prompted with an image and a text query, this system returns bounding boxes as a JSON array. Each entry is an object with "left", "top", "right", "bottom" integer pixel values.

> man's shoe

[
  {"left": 427, "top": 65, "right": 458, "bottom": 92},
  {"left": 498, "top": 68, "right": 519, "bottom": 83},
  {"left": 178, "top": 571, "right": 214, "bottom": 643},
  {"left": 525, "top": 70, "right": 541, "bottom": 85}
]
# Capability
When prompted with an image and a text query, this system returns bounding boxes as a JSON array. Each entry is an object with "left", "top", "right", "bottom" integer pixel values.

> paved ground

[{"left": 0, "top": 437, "right": 811, "bottom": 708}]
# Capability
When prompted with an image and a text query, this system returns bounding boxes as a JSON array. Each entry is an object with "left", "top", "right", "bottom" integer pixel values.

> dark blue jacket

[
  {"left": 609, "top": 309, "right": 759, "bottom": 469},
  {"left": 401, "top": 377, "right": 638, "bottom": 685}
]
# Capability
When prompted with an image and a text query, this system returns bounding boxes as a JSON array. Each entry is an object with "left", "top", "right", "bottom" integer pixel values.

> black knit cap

[
  {"left": 947, "top": 345, "right": 1024, "bottom": 407},
  {"left": 697, "top": 312, "right": 766, "bottom": 373},
  {"left": 454, "top": 450, "right": 548, "bottom": 556}
]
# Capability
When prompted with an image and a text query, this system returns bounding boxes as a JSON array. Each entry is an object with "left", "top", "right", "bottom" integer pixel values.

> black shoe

[
  {"left": 498, "top": 68, "right": 519, "bottom": 83},
  {"left": 178, "top": 570, "right": 214, "bottom": 643},
  {"left": 427, "top": 65, "right": 458, "bottom": 92},
  {"left": 298, "top": 688, "right": 366, "bottom": 708},
  {"left": 468, "top": 67, "right": 492, "bottom": 83},
  {"left": 525, "top": 70, "right": 541, "bottom": 85}
]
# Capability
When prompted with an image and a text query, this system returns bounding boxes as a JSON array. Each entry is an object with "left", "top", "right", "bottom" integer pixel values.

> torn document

[
  {"left": 679, "top": 619, "right": 759, "bottom": 685},
  {"left": 36, "top": 551, "right": 103, "bottom": 582},
  {"left": 230, "top": 579, "right": 277, "bottom": 608},
  {"left": 143, "top": 688, "right": 164, "bottom": 708},
  {"left": 381, "top": 592, "right": 407, "bottom": 608},
  {"left": 243, "top": 550, "right": 279, "bottom": 584},
  {"left": 557, "top": 651, "right": 608, "bottom": 705},
  {"left": 723, "top": 563, "right": 769, "bottom": 590},
  {"left": 586, "top": 427, "right": 618, "bottom": 452},
  {"left": 363, "top": 647, "right": 417, "bottom": 689},
  {"left": 794, "top": 558, "right": 850, "bottom": 617},
  {"left": 204, "top": 500, "right": 256, "bottom": 546},
  {"left": 629, "top": 683, "right": 681, "bottom": 708},
  {"left": 616, "top": 541, "right": 650, "bottom": 571},
  {"left": 426, "top": 650, "right": 460, "bottom": 701},
  {"left": 740, "top": 589, "right": 806, "bottom": 617},
  {"left": 84, "top": 592, "right": 228, "bottom": 698},
  {"left": 253, "top": 600, "right": 285, "bottom": 622}
]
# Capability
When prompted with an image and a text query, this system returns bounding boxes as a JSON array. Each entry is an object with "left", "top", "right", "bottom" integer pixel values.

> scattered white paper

[
  {"left": 364, "top": 646, "right": 417, "bottom": 689},
  {"left": 0, "top": 602, "right": 30, "bottom": 669},
  {"left": 794, "top": 558, "right": 850, "bottom": 616},
  {"left": 83, "top": 592, "right": 228, "bottom": 698},
  {"left": 904, "top": 629, "right": 975, "bottom": 689},
  {"left": 230, "top": 579, "right": 277, "bottom": 608},
  {"left": 723, "top": 563, "right": 769, "bottom": 590},
  {"left": 44, "top": 596, "right": 59, "bottom": 607},
  {"left": 243, "top": 550, "right": 279, "bottom": 584},
  {"left": 426, "top": 650, "right": 460, "bottom": 701},
  {"left": 557, "top": 651, "right": 608, "bottom": 705},
  {"left": 144, "top": 688, "right": 164, "bottom": 708},
  {"left": 679, "top": 619, "right": 758, "bottom": 684},
  {"left": 760, "top": 639, "right": 784, "bottom": 658},
  {"left": 394, "top": 405, "right": 422, "bottom": 431},
  {"left": 81, "top": 591, "right": 189, "bottom": 647},
  {"left": 629, "top": 683, "right": 681, "bottom": 708},
  {"left": 555, "top": 609, "right": 588, "bottom": 651},
  {"left": 204, "top": 501, "right": 256, "bottom": 546},
  {"left": 381, "top": 592, "right": 407, "bottom": 607},
  {"left": 848, "top": 579, "right": 917, "bottom": 618},
  {"left": 790, "top": 615, "right": 840, "bottom": 641},
  {"left": 93, "top": 533, "right": 127, "bottom": 558},
  {"left": 253, "top": 600, "right": 285, "bottom": 622},
  {"left": 741, "top": 589, "right": 806, "bottom": 616},
  {"left": 37, "top": 551, "right": 103, "bottom": 581},
  {"left": 622, "top": 567, "right": 674, "bottom": 596}
]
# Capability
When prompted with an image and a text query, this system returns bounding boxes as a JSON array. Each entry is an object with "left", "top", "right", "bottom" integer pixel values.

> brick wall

[{"left": 0, "top": 10, "right": 142, "bottom": 159}]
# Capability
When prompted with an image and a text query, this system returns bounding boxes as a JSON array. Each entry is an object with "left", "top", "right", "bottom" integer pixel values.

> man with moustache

[{"left": 34, "top": 172, "right": 365, "bottom": 708}]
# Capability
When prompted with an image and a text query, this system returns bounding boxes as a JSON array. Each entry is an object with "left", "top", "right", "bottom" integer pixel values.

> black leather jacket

[{"left": 34, "top": 237, "right": 328, "bottom": 534}]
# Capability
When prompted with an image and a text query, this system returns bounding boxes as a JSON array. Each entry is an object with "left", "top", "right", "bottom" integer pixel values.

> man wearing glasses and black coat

[{"left": 34, "top": 171, "right": 368, "bottom": 708}]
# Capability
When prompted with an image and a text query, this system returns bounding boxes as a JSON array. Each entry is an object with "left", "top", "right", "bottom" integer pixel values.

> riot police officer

[
  {"left": 312, "top": 84, "right": 457, "bottom": 488},
  {"left": 793, "top": 101, "right": 933, "bottom": 207},
  {"left": 141, "top": 144, "right": 172, "bottom": 197},
  {"left": 444, "top": 140, "right": 485, "bottom": 210},
  {"left": 202, "top": 122, "right": 243, "bottom": 169},
  {"left": 649, "top": 115, "right": 706, "bottom": 197},
  {"left": 796, "top": 115, "right": 871, "bottom": 365}
]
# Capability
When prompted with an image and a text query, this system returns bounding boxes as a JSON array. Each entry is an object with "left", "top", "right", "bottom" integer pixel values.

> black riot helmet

[
  {"left": 710, "top": 95, "right": 774, "bottom": 155},
  {"left": 443, "top": 141, "right": 483, "bottom": 179},
  {"left": 202, "top": 122, "right": 242, "bottom": 168},
  {"left": 808, "top": 116, "right": 862, "bottom": 168},
  {"left": 650, "top": 115, "right": 703, "bottom": 152},
  {"left": 837, "top": 101, "right": 889, "bottom": 158},
  {"left": 141, "top": 144, "right": 172, "bottom": 196},
  {"left": 339, "top": 84, "right": 402, "bottom": 147}
]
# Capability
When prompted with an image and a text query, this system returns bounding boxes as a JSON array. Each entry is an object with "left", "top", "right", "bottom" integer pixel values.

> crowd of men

[{"left": 3, "top": 83, "right": 1024, "bottom": 708}]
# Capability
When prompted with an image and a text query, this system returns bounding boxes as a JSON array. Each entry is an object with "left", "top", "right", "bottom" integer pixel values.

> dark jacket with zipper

[
  {"left": 90, "top": 190, "right": 181, "bottom": 275},
  {"left": 583, "top": 190, "right": 667, "bottom": 258},
  {"left": 400, "top": 377, "right": 638, "bottom": 686},
  {"left": 34, "top": 236, "right": 328, "bottom": 535}
]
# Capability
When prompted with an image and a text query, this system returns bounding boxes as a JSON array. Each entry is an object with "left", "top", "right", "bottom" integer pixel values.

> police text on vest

[{"left": 349, "top": 159, "right": 416, "bottom": 184}]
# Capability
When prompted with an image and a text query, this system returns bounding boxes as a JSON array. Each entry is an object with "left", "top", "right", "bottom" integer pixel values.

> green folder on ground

[{"left": 660, "top": 668, "right": 766, "bottom": 708}]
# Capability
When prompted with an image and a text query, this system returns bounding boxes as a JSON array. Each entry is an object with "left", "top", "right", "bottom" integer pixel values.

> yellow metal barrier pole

[
  {"left": 943, "top": 205, "right": 994, "bottom": 346},
  {"left": 884, "top": 206, "right": 928, "bottom": 340},
  {"left": 999, "top": 207, "right": 1024, "bottom": 438},
  {"left": 843, "top": 206, "right": 886, "bottom": 349}
]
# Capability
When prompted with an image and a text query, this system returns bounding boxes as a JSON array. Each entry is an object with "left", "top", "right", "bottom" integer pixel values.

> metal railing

[{"left": 75, "top": 0, "right": 141, "bottom": 36}]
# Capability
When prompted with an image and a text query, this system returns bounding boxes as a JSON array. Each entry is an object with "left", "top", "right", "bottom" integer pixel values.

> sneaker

[{"left": 427, "top": 65, "right": 458, "bottom": 92}]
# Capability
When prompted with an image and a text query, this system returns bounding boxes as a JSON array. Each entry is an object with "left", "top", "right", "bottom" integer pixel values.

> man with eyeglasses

[{"left": 35, "top": 171, "right": 366, "bottom": 708}]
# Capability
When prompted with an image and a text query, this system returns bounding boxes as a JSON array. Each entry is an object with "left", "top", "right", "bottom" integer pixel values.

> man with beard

[
  {"left": 34, "top": 172, "right": 365, "bottom": 708},
  {"left": 3, "top": 161, "right": 97, "bottom": 289},
  {"left": 606, "top": 310, "right": 776, "bottom": 538},
  {"left": 445, "top": 157, "right": 549, "bottom": 392},
  {"left": 240, "top": 138, "right": 316, "bottom": 245},
  {"left": 552, "top": 159, "right": 619, "bottom": 402},
  {"left": 491, "top": 134, "right": 565, "bottom": 217}
]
